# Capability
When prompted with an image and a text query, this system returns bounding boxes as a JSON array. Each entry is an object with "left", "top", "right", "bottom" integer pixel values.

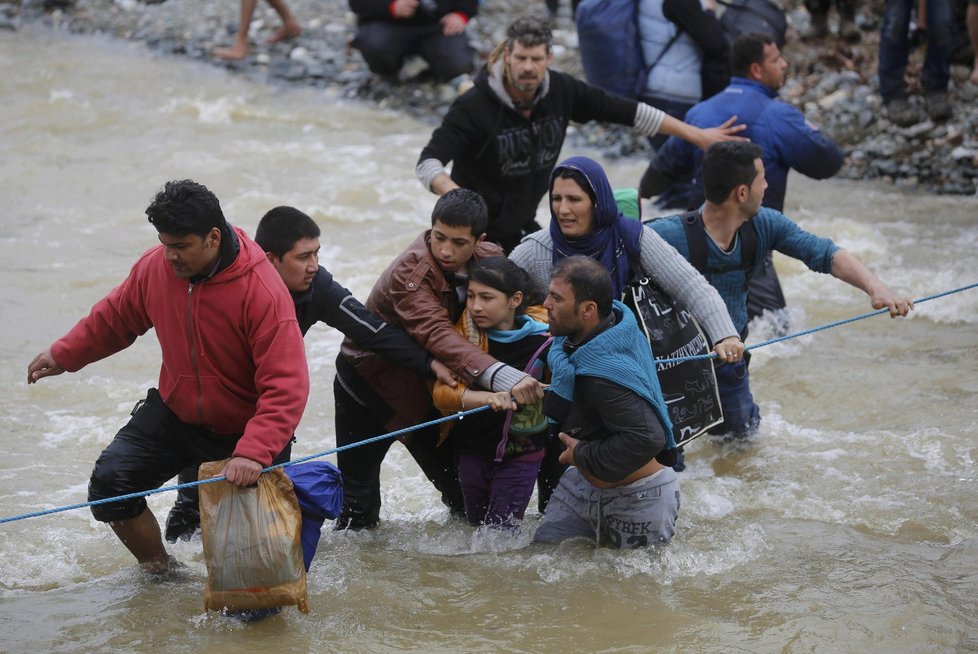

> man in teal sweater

[{"left": 647, "top": 142, "right": 913, "bottom": 438}]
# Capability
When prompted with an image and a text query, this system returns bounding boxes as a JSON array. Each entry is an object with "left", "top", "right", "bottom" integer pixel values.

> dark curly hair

[{"left": 145, "top": 179, "right": 225, "bottom": 237}]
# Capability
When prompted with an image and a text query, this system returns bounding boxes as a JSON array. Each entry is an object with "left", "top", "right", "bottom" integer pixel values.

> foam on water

[{"left": 3, "top": 26, "right": 977, "bottom": 654}]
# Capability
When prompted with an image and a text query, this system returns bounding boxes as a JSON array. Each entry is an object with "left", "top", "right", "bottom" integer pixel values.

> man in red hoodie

[{"left": 26, "top": 180, "right": 309, "bottom": 573}]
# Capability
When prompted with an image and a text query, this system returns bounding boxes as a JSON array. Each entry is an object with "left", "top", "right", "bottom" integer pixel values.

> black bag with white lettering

[{"left": 623, "top": 278, "right": 723, "bottom": 447}]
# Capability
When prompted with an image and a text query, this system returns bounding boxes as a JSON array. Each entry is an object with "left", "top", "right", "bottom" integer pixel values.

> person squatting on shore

[
  {"left": 648, "top": 141, "right": 914, "bottom": 438},
  {"left": 26, "top": 180, "right": 309, "bottom": 573},
  {"left": 349, "top": 0, "right": 475, "bottom": 83},
  {"left": 432, "top": 257, "right": 552, "bottom": 528},
  {"left": 533, "top": 256, "right": 681, "bottom": 549}
]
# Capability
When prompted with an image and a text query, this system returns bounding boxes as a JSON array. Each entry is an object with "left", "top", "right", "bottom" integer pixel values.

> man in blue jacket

[
  {"left": 640, "top": 32, "right": 844, "bottom": 324},
  {"left": 647, "top": 142, "right": 913, "bottom": 438}
]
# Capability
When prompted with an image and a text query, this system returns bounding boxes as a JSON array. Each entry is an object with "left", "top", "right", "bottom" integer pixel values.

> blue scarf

[
  {"left": 548, "top": 156, "right": 643, "bottom": 297},
  {"left": 488, "top": 314, "right": 549, "bottom": 343},
  {"left": 546, "top": 301, "right": 675, "bottom": 449}
]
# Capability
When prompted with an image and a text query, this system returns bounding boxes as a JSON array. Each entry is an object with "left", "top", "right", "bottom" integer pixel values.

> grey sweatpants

[{"left": 533, "top": 466, "right": 680, "bottom": 549}]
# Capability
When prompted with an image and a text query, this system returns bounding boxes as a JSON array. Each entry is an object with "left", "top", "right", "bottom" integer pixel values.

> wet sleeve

[
  {"left": 760, "top": 209, "right": 839, "bottom": 274},
  {"left": 234, "top": 308, "right": 309, "bottom": 468},
  {"left": 317, "top": 274, "right": 432, "bottom": 379}
]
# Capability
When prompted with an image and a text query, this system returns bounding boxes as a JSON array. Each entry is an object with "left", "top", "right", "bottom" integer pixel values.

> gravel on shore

[{"left": 4, "top": 0, "right": 977, "bottom": 195}]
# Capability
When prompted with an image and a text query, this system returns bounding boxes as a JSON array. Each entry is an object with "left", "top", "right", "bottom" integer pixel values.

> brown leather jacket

[{"left": 339, "top": 230, "right": 504, "bottom": 431}]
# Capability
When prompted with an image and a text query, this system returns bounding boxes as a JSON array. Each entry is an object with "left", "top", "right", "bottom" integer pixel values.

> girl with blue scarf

[{"left": 433, "top": 257, "right": 552, "bottom": 528}]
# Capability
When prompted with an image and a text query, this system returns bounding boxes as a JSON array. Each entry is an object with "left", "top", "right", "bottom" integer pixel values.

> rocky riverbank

[{"left": 3, "top": 0, "right": 977, "bottom": 195}]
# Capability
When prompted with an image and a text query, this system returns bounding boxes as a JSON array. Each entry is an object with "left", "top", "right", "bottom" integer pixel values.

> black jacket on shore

[{"left": 418, "top": 66, "right": 639, "bottom": 249}]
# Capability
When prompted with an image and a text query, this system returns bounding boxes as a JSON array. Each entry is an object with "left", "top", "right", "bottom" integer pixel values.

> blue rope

[
  {"left": 0, "top": 405, "right": 490, "bottom": 526},
  {"left": 3, "top": 281, "right": 975, "bottom": 526},
  {"left": 653, "top": 281, "right": 978, "bottom": 366}
]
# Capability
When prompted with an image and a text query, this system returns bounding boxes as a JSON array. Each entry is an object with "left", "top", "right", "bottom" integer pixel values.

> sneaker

[
  {"left": 885, "top": 98, "right": 920, "bottom": 127},
  {"left": 925, "top": 92, "right": 951, "bottom": 121}
]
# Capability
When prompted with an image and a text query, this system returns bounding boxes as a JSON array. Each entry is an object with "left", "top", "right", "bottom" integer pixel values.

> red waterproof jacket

[{"left": 51, "top": 227, "right": 309, "bottom": 466}]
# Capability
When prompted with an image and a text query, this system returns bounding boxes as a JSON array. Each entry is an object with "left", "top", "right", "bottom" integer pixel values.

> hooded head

[{"left": 547, "top": 156, "right": 643, "bottom": 297}]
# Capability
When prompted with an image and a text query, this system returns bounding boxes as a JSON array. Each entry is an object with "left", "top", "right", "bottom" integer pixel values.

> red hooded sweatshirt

[{"left": 51, "top": 226, "right": 309, "bottom": 467}]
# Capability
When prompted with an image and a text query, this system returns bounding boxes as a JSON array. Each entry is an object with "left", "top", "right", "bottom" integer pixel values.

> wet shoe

[
  {"left": 884, "top": 98, "right": 920, "bottom": 127},
  {"left": 925, "top": 92, "right": 951, "bottom": 121},
  {"left": 164, "top": 505, "right": 201, "bottom": 543},
  {"left": 225, "top": 607, "right": 281, "bottom": 623},
  {"left": 333, "top": 507, "right": 378, "bottom": 531}
]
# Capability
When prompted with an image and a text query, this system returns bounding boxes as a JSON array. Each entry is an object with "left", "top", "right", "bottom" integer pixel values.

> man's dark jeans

[{"left": 878, "top": 0, "right": 953, "bottom": 101}]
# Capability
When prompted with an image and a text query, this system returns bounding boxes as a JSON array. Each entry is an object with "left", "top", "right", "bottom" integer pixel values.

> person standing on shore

[
  {"left": 969, "top": 0, "right": 978, "bottom": 84},
  {"left": 214, "top": 0, "right": 302, "bottom": 61},
  {"left": 26, "top": 180, "right": 309, "bottom": 573},
  {"left": 877, "top": 0, "right": 953, "bottom": 125}
]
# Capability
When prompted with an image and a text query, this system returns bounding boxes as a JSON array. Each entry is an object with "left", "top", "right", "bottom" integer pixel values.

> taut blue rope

[
  {"left": 0, "top": 405, "right": 491, "bottom": 525},
  {"left": 3, "top": 281, "right": 976, "bottom": 526},
  {"left": 653, "top": 281, "right": 978, "bottom": 365}
]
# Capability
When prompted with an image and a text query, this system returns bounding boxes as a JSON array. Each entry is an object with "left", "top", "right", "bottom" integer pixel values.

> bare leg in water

[
  {"left": 214, "top": 0, "right": 302, "bottom": 60},
  {"left": 110, "top": 507, "right": 170, "bottom": 573}
]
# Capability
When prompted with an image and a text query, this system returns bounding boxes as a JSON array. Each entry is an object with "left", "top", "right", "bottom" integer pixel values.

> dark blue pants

[
  {"left": 708, "top": 356, "right": 760, "bottom": 439},
  {"left": 878, "top": 0, "right": 953, "bottom": 101},
  {"left": 353, "top": 22, "right": 474, "bottom": 82}
]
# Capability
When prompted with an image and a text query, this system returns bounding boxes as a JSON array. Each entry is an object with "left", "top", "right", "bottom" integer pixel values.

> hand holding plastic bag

[{"left": 199, "top": 459, "right": 308, "bottom": 614}]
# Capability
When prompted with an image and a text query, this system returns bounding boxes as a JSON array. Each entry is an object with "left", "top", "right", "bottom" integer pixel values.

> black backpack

[
  {"left": 576, "top": 0, "right": 648, "bottom": 98},
  {"left": 716, "top": 0, "right": 787, "bottom": 47}
]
